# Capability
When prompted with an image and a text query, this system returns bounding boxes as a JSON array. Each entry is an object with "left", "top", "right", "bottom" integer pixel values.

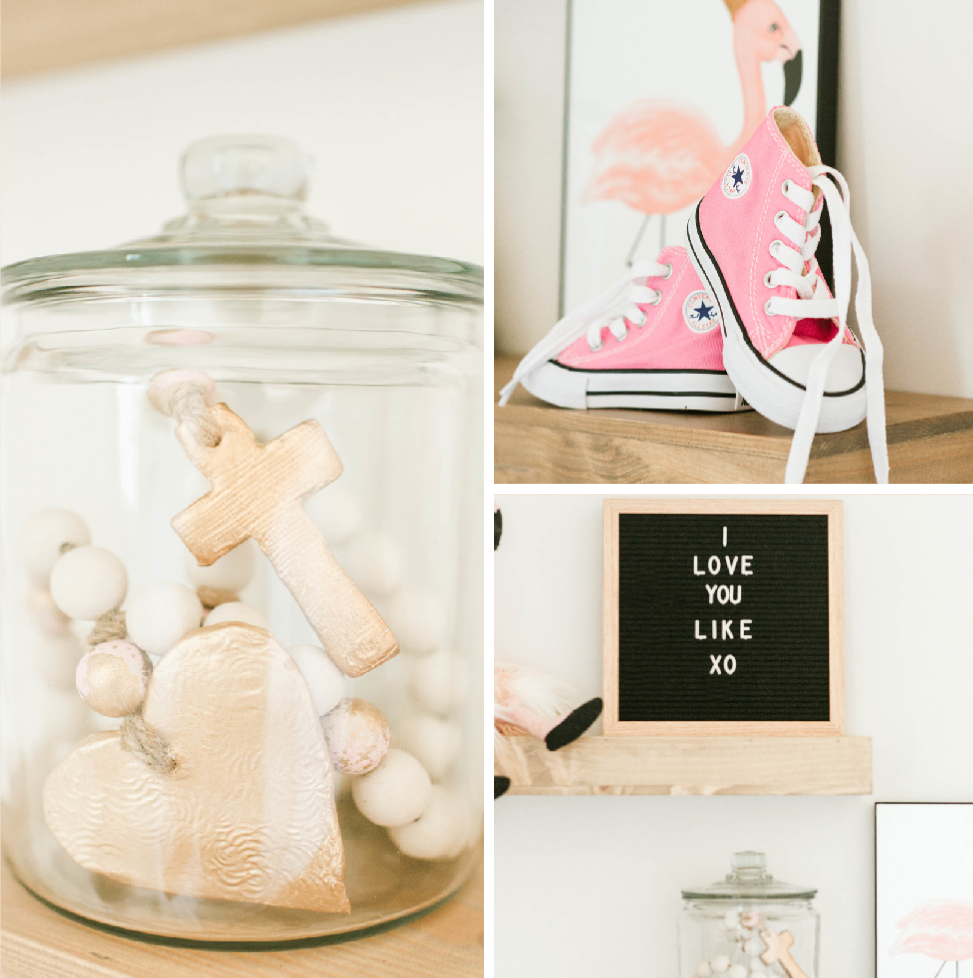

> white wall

[
  {"left": 495, "top": 0, "right": 973, "bottom": 400},
  {"left": 495, "top": 492, "right": 973, "bottom": 978},
  {"left": 1, "top": 0, "right": 483, "bottom": 278}
]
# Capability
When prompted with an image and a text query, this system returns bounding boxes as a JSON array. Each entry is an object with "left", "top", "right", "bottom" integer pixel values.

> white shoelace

[
  {"left": 497, "top": 259, "right": 668, "bottom": 407},
  {"left": 768, "top": 165, "right": 888, "bottom": 484}
]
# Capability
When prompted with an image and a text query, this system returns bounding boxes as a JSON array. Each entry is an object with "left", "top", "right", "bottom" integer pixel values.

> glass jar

[
  {"left": 679, "top": 852, "right": 820, "bottom": 978},
  {"left": 0, "top": 135, "right": 483, "bottom": 943}
]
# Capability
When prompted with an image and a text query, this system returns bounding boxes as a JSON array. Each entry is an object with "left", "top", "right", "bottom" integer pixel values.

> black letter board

[{"left": 603, "top": 499, "right": 844, "bottom": 736}]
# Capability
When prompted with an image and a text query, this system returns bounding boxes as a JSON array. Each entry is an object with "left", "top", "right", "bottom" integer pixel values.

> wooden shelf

[
  {"left": 1, "top": 0, "right": 418, "bottom": 78},
  {"left": 495, "top": 735, "right": 872, "bottom": 796},
  {"left": 495, "top": 356, "right": 973, "bottom": 484},
  {"left": 0, "top": 848, "right": 483, "bottom": 978}
]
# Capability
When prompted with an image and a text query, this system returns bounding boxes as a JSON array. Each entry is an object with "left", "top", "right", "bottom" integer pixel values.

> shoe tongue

[
  {"left": 773, "top": 107, "right": 823, "bottom": 201},
  {"left": 790, "top": 317, "right": 838, "bottom": 347}
]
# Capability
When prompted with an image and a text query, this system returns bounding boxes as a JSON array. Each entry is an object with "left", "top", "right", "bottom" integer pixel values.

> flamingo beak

[{"left": 783, "top": 48, "right": 803, "bottom": 105}]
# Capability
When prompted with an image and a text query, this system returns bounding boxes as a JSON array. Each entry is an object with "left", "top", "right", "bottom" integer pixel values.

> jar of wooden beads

[
  {"left": 0, "top": 135, "right": 483, "bottom": 942},
  {"left": 679, "top": 852, "right": 820, "bottom": 978}
]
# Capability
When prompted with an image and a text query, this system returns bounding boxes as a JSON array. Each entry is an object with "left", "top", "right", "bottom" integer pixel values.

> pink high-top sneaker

[
  {"left": 686, "top": 106, "right": 888, "bottom": 483},
  {"left": 498, "top": 246, "right": 749, "bottom": 413}
]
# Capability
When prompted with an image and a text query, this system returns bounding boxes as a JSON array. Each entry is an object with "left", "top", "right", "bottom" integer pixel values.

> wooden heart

[{"left": 43, "top": 622, "right": 350, "bottom": 913}]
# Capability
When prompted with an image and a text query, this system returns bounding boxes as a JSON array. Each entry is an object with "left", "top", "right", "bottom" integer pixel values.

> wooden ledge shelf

[
  {"left": 494, "top": 356, "right": 973, "bottom": 484},
  {"left": 496, "top": 735, "right": 872, "bottom": 796}
]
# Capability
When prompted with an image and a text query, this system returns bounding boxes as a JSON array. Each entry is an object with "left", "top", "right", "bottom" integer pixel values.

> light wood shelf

[
  {"left": 495, "top": 735, "right": 872, "bottom": 796},
  {"left": 1, "top": 0, "right": 419, "bottom": 78},
  {"left": 495, "top": 356, "right": 973, "bottom": 484},
  {"left": 0, "top": 848, "right": 483, "bottom": 978}
]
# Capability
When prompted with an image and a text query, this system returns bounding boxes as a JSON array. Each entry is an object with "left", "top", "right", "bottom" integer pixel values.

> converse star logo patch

[
  {"left": 683, "top": 289, "right": 722, "bottom": 333},
  {"left": 721, "top": 153, "right": 752, "bottom": 199}
]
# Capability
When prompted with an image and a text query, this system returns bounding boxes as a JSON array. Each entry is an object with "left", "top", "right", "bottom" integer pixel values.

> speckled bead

[
  {"left": 126, "top": 582, "right": 204, "bottom": 657},
  {"left": 409, "top": 650, "right": 468, "bottom": 715},
  {"left": 351, "top": 748, "right": 431, "bottom": 827},
  {"left": 290, "top": 644, "right": 346, "bottom": 716},
  {"left": 76, "top": 641, "right": 152, "bottom": 717},
  {"left": 345, "top": 531, "right": 404, "bottom": 598},
  {"left": 321, "top": 698, "right": 390, "bottom": 775},
  {"left": 205, "top": 601, "right": 268, "bottom": 630},
  {"left": 23, "top": 509, "right": 91, "bottom": 586},
  {"left": 388, "top": 786, "right": 470, "bottom": 860},
  {"left": 305, "top": 487, "right": 363, "bottom": 546},
  {"left": 186, "top": 539, "right": 257, "bottom": 594},
  {"left": 50, "top": 546, "right": 128, "bottom": 620},
  {"left": 387, "top": 587, "right": 446, "bottom": 655},
  {"left": 398, "top": 713, "right": 461, "bottom": 780}
]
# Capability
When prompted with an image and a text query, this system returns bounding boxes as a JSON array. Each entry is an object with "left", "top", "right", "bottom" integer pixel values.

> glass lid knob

[
  {"left": 180, "top": 135, "right": 310, "bottom": 203},
  {"left": 728, "top": 851, "right": 772, "bottom": 882}
]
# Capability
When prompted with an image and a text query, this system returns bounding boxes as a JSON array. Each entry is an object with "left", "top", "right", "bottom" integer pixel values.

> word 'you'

[{"left": 694, "top": 526, "right": 754, "bottom": 677}]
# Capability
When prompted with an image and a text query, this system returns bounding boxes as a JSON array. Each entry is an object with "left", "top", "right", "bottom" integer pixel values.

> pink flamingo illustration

[
  {"left": 585, "top": 0, "right": 803, "bottom": 264},
  {"left": 891, "top": 899, "right": 973, "bottom": 976}
]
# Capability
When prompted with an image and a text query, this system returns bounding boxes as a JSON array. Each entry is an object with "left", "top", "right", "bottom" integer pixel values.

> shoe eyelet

[
  {"left": 649, "top": 290, "right": 663, "bottom": 306},
  {"left": 781, "top": 179, "right": 792, "bottom": 195},
  {"left": 764, "top": 299, "right": 777, "bottom": 317},
  {"left": 775, "top": 210, "right": 788, "bottom": 224},
  {"left": 769, "top": 239, "right": 783, "bottom": 258},
  {"left": 764, "top": 271, "right": 775, "bottom": 288},
  {"left": 661, "top": 262, "right": 673, "bottom": 280}
]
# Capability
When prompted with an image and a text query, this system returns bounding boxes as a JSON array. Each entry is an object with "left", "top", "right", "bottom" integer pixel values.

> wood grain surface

[
  {"left": 0, "top": 848, "right": 483, "bottom": 978},
  {"left": 495, "top": 357, "right": 973, "bottom": 484},
  {"left": 494, "top": 735, "right": 872, "bottom": 795},
  {"left": 1, "top": 0, "right": 419, "bottom": 77}
]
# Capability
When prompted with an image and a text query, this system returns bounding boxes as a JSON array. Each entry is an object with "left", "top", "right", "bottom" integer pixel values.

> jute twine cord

[
  {"left": 155, "top": 381, "right": 221, "bottom": 448},
  {"left": 120, "top": 710, "right": 177, "bottom": 774},
  {"left": 86, "top": 609, "right": 128, "bottom": 647}
]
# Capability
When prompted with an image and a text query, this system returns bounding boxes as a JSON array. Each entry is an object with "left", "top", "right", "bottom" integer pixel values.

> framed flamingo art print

[
  {"left": 876, "top": 803, "right": 973, "bottom": 978},
  {"left": 559, "top": 0, "right": 839, "bottom": 313}
]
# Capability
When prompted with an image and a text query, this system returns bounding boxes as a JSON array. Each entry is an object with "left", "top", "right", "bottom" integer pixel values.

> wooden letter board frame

[{"left": 603, "top": 498, "right": 844, "bottom": 737}]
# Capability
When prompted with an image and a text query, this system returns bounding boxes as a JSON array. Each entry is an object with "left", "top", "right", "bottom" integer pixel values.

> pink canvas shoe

[
  {"left": 686, "top": 106, "right": 888, "bottom": 483},
  {"left": 498, "top": 246, "right": 749, "bottom": 413}
]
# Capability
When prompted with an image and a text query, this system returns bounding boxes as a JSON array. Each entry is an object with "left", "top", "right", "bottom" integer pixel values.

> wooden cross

[
  {"left": 171, "top": 403, "right": 398, "bottom": 678},
  {"left": 760, "top": 928, "right": 810, "bottom": 978}
]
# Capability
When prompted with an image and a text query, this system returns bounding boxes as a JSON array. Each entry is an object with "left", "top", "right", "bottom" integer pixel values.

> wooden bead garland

[
  {"left": 125, "top": 582, "right": 203, "bottom": 657},
  {"left": 185, "top": 538, "right": 256, "bottom": 593},
  {"left": 23, "top": 508, "right": 90, "bottom": 585},
  {"left": 387, "top": 785, "right": 470, "bottom": 861},
  {"left": 350, "top": 748, "right": 431, "bottom": 827},
  {"left": 290, "top": 644, "right": 346, "bottom": 716}
]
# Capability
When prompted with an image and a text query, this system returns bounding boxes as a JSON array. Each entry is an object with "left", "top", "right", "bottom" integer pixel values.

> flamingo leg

[
  {"left": 659, "top": 213, "right": 667, "bottom": 253},
  {"left": 625, "top": 214, "right": 653, "bottom": 267},
  {"left": 929, "top": 961, "right": 946, "bottom": 978}
]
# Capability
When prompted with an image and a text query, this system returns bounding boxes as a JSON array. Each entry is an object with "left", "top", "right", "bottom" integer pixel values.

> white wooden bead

[
  {"left": 50, "top": 546, "right": 127, "bottom": 620},
  {"left": 387, "top": 587, "right": 447, "bottom": 655},
  {"left": 388, "top": 786, "right": 470, "bottom": 860},
  {"left": 321, "top": 697, "right": 390, "bottom": 775},
  {"left": 305, "top": 487, "right": 363, "bottom": 546},
  {"left": 23, "top": 509, "right": 90, "bottom": 585},
  {"left": 126, "top": 582, "right": 204, "bottom": 657},
  {"left": 290, "top": 644, "right": 346, "bottom": 716},
  {"left": 345, "top": 531, "right": 404, "bottom": 597},
  {"left": 28, "top": 588, "right": 71, "bottom": 637},
  {"left": 351, "top": 748, "right": 431, "bottom": 827},
  {"left": 398, "top": 713, "right": 461, "bottom": 780},
  {"left": 710, "top": 956, "right": 730, "bottom": 975},
  {"left": 724, "top": 911, "right": 740, "bottom": 928},
  {"left": 205, "top": 601, "right": 268, "bottom": 630},
  {"left": 727, "top": 966, "right": 747, "bottom": 978},
  {"left": 409, "top": 650, "right": 467, "bottom": 715},
  {"left": 35, "top": 632, "right": 85, "bottom": 690},
  {"left": 695, "top": 962, "right": 713, "bottom": 978},
  {"left": 744, "top": 938, "right": 763, "bottom": 956},
  {"left": 185, "top": 539, "right": 257, "bottom": 593},
  {"left": 76, "top": 641, "right": 152, "bottom": 717},
  {"left": 750, "top": 971, "right": 768, "bottom": 978}
]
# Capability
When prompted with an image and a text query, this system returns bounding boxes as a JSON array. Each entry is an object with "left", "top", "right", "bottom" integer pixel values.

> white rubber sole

[
  {"left": 521, "top": 360, "right": 751, "bottom": 413},
  {"left": 686, "top": 201, "right": 867, "bottom": 433}
]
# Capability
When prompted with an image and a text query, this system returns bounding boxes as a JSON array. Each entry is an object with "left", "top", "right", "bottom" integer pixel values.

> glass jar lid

[
  {"left": 681, "top": 852, "right": 816, "bottom": 901},
  {"left": 1, "top": 134, "right": 482, "bottom": 305}
]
